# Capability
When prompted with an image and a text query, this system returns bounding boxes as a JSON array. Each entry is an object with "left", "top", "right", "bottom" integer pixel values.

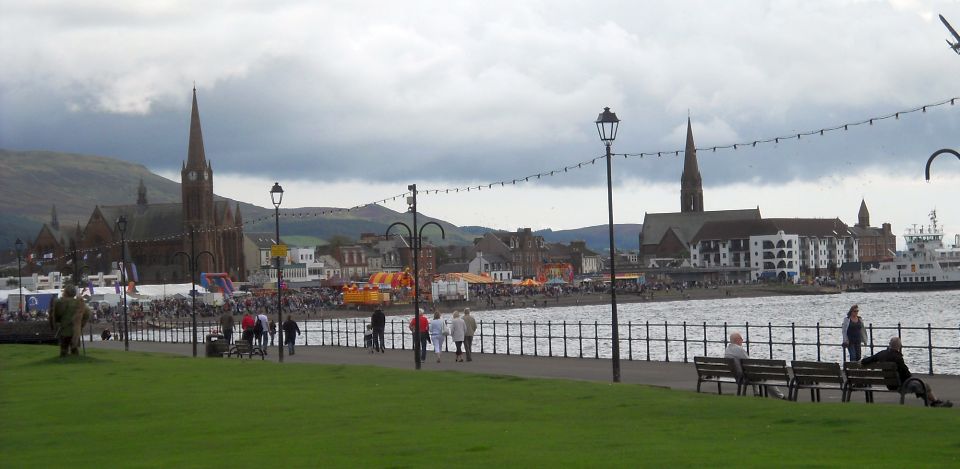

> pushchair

[{"left": 363, "top": 324, "right": 374, "bottom": 353}]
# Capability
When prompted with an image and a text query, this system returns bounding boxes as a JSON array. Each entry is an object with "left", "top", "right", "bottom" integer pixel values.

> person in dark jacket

[
  {"left": 862, "top": 337, "right": 952, "bottom": 407},
  {"left": 282, "top": 318, "right": 300, "bottom": 355},
  {"left": 371, "top": 308, "right": 386, "bottom": 353}
]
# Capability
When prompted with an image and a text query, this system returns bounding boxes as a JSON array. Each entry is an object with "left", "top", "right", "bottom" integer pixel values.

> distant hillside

[
  {"left": 0, "top": 150, "right": 485, "bottom": 249},
  {"left": 536, "top": 224, "right": 642, "bottom": 253},
  {"left": 0, "top": 150, "right": 643, "bottom": 256}
]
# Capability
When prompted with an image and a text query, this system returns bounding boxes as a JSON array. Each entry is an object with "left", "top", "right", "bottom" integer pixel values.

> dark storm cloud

[{"left": 2, "top": 0, "right": 959, "bottom": 188}]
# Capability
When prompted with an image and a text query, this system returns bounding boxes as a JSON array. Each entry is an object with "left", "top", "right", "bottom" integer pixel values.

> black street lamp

[
  {"left": 174, "top": 225, "right": 215, "bottom": 357},
  {"left": 116, "top": 216, "right": 130, "bottom": 352},
  {"left": 386, "top": 183, "right": 445, "bottom": 370},
  {"left": 70, "top": 244, "right": 90, "bottom": 290},
  {"left": 596, "top": 106, "right": 622, "bottom": 383},
  {"left": 925, "top": 148, "right": 960, "bottom": 181},
  {"left": 270, "top": 182, "right": 285, "bottom": 362},
  {"left": 14, "top": 238, "right": 24, "bottom": 317}
]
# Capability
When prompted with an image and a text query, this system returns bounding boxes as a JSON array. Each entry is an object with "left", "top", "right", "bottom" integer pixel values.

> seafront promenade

[{"left": 87, "top": 340, "right": 960, "bottom": 407}]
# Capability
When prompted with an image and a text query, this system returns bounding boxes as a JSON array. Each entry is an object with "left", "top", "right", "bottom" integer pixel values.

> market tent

[
  {"left": 519, "top": 279, "right": 541, "bottom": 287},
  {"left": 368, "top": 271, "right": 414, "bottom": 288},
  {"left": 545, "top": 278, "right": 568, "bottom": 285},
  {"left": 435, "top": 273, "right": 499, "bottom": 284}
]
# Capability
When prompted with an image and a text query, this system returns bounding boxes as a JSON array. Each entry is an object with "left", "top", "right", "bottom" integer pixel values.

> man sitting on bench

[
  {"left": 724, "top": 332, "right": 785, "bottom": 399},
  {"left": 862, "top": 337, "right": 952, "bottom": 408}
]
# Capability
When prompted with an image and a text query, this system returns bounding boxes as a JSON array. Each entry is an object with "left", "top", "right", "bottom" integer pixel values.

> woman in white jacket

[
  {"left": 450, "top": 311, "right": 466, "bottom": 362},
  {"left": 429, "top": 312, "right": 445, "bottom": 362}
]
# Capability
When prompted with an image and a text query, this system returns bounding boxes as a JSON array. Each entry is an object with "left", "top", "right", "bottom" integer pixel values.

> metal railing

[{"left": 99, "top": 318, "right": 960, "bottom": 375}]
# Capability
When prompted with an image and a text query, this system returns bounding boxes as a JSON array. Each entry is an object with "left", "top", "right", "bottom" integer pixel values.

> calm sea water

[
  {"left": 119, "top": 290, "right": 960, "bottom": 374},
  {"left": 450, "top": 289, "right": 960, "bottom": 374}
]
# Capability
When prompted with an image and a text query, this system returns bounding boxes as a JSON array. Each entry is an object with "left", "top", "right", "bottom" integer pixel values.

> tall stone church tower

[
  {"left": 181, "top": 88, "right": 216, "bottom": 275},
  {"left": 680, "top": 117, "right": 704, "bottom": 212},
  {"left": 856, "top": 199, "right": 870, "bottom": 228}
]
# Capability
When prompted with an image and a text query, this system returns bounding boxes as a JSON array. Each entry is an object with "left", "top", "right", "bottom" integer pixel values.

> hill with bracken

[{"left": 0, "top": 150, "right": 640, "bottom": 261}]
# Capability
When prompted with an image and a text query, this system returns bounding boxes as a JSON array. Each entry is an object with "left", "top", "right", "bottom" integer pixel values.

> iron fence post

[
  {"left": 664, "top": 321, "right": 669, "bottom": 362},
  {"left": 578, "top": 321, "right": 583, "bottom": 358},
  {"left": 702, "top": 322, "right": 707, "bottom": 356},
  {"left": 745, "top": 321, "right": 750, "bottom": 356},
  {"left": 791, "top": 322, "right": 796, "bottom": 360},
  {"left": 533, "top": 321, "right": 538, "bottom": 357},
  {"left": 594, "top": 321, "right": 599, "bottom": 359},
  {"left": 768, "top": 322, "right": 773, "bottom": 359},
  {"left": 682, "top": 321, "right": 688, "bottom": 363},
  {"left": 628, "top": 321, "right": 633, "bottom": 361},
  {"left": 928, "top": 323, "right": 934, "bottom": 375},
  {"left": 645, "top": 320, "right": 650, "bottom": 361},
  {"left": 816, "top": 322, "right": 821, "bottom": 362}
]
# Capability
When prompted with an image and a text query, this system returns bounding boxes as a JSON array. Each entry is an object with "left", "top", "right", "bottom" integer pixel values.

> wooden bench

[
  {"left": 227, "top": 340, "right": 265, "bottom": 360},
  {"left": 789, "top": 361, "right": 845, "bottom": 402},
  {"left": 740, "top": 359, "right": 790, "bottom": 398},
  {"left": 843, "top": 362, "right": 929, "bottom": 406},
  {"left": 693, "top": 356, "right": 740, "bottom": 395}
]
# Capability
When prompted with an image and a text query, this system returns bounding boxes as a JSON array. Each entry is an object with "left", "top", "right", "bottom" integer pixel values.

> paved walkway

[{"left": 87, "top": 340, "right": 960, "bottom": 407}]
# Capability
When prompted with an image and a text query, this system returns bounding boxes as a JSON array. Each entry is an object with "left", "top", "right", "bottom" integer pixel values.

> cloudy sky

[{"left": 2, "top": 0, "right": 959, "bottom": 244}]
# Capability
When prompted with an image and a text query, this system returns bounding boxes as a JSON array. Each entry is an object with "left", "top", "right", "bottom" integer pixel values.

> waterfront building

[
  {"left": 468, "top": 252, "right": 513, "bottom": 282},
  {"left": 640, "top": 118, "right": 761, "bottom": 266},
  {"left": 849, "top": 199, "right": 897, "bottom": 263},
  {"left": 27, "top": 89, "right": 245, "bottom": 284}
]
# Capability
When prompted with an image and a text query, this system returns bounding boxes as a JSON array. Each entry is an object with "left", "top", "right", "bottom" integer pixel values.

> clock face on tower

[
  {"left": 202, "top": 171, "right": 209, "bottom": 180},
  {"left": 188, "top": 171, "right": 198, "bottom": 181}
]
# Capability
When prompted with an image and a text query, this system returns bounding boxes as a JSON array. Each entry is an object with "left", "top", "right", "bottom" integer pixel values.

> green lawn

[{"left": 1, "top": 346, "right": 957, "bottom": 468}]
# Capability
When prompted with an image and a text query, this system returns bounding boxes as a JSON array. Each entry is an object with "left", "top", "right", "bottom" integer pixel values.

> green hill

[
  {"left": 0, "top": 150, "right": 481, "bottom": 253},
  {"left": 1, "top": 150, "right": 641, "bottom": 256}
]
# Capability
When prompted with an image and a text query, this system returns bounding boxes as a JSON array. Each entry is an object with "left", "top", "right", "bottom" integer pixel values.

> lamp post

[
  {"left": 174, "top": 225, "right": 215, "bottom": 357},
  {"left": 14, "top": 238, "right": 24, "bottom": 317},
  {"left": 596, "top": 106, "right": 621, "bottom": 383},
  {"left": 386, "top": 183, "right": 445, "bottom": 370},
  {"left": 116, "top": 216, "right": 130, "bottom": 352},
  {"left": 270, "top": 182, "right": 285, "bottom": 363},
  {"left": 70, "top": 245, "right": 91, "bottom": 290},
  {"left": 924, "top": 148, "right": 960, "bottom": 181}
]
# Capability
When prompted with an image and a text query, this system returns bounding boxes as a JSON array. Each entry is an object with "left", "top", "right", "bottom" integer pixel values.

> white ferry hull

[{"left": 862, "top": 279, "right": 960, "bottom": 291}]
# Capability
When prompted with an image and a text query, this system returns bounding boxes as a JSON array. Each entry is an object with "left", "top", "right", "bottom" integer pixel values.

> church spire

[
  {"left": 50, "top": 204, "right": 59, "bottom": 230},
  {"left": 185, "top": 87, "right": 207, "bottom": 170},
  {"left": 857, "top": 199, "right": 870, "bottom": 228},
  {"left": 137, "top": 177, "right": 148, "bottom": 206},
  {"left": 680, "top": 117, "right": 704, "bottom": 213}
]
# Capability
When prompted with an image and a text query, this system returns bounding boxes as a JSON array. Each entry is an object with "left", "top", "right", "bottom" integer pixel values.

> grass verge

[{"left": 1, "top": 345, "right": 958, "bottom": 468}]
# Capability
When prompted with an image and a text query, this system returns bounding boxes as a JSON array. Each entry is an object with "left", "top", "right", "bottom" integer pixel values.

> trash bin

[{"left": 205, "top": 333, "right": 227, "bottom": 357}]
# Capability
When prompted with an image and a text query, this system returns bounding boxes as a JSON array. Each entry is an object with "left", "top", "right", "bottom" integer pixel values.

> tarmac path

[{"left": 87, "top": 339, "right": 959, "bottom": 407}]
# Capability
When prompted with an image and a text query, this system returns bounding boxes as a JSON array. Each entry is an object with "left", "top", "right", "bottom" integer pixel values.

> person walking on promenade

[
  {"left": 450, "top": 311, "right": 466, "bottom": 362},
  {"left": 429, "top": 311, "right": 446, "bottom": 363},
  {"left": 49, "top": 285, "right": 91, "bottom": 357},
  {"left": 462, "top": 308, "right": 477, "bottom": 361},
  {"left": 269, "top": 319, "right": 277, "bottom": 346},
  {"left": 842, "top": 304, "right": 867, "bottom": 362},
  {"left": 282, "top": 317, "right": 300, "bottom": 355},
  {"left": 408, "top": 310, "right": 429, "bottom": 362},
  {"left": 371, "top": 308, "right": 386, "bottom": 353},
  {"left": 220, "top": 311, "right": 234, "bottom": 345},
  {"left": 241, "top": 311, "right": 255, "bottom": 344},
  {"left": 724, "top": 332, "right": 785, "bottom": 399},
  {"left": 256, "top": 312, "right": 269, "bottom": 352},
  {"left": 862, "top": 337, "right": 952, "bottom": 407}
]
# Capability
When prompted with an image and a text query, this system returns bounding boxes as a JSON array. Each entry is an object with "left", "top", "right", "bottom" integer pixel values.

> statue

[{"left": 49, "top": 284, "right": 91, "bottom": 357}]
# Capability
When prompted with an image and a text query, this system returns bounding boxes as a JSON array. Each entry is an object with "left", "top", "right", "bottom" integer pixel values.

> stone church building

[{"left": 28, "top": 89, "right": 246, "bottom": 284}]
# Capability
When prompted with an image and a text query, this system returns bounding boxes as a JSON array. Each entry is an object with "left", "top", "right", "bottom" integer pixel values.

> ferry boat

[{"left": 862, "top": 210, "right": 960, "bottom": 291}]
